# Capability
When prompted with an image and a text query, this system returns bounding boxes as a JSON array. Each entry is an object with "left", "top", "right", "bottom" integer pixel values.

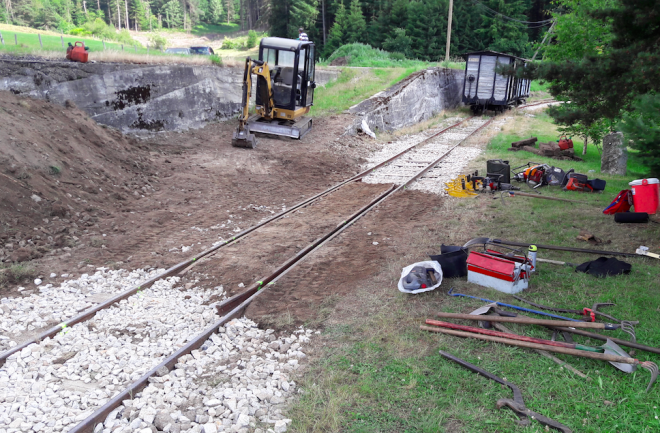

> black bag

[
  {"left": 430, "top": 245, "right": 468, "bottom": 279},
  {"left": 587, "top": 178, "right": 607, "bottom": 191}
]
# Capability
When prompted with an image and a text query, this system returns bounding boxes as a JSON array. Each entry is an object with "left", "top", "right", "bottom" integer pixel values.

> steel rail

[
  {"left": 0, "top": 117, "right": 477, "bottom": 367},
  {"left": 68, "top": 116, "right": 494, "bottom": 433},
  {"left": 518, "top": 99, "right": 557, "bottom": 109}
]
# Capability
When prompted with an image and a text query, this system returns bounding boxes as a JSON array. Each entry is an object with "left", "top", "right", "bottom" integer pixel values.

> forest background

[{"left": 0, "top": 0, "right": 552, "bottom": 59}]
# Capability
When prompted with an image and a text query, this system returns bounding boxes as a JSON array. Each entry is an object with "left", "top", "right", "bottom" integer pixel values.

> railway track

[{"left": 0, "top": 114, "right": 496, "bottom": 432}]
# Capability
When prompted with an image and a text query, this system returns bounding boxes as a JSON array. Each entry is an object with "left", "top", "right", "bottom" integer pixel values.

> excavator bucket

[{"left": 231, "top": 129, "right": 257, "bottom": 149}]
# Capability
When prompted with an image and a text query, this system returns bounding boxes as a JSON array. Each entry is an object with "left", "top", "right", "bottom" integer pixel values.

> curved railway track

[{"left": 1, "top": 112, "right": 503, "bottom": 432}]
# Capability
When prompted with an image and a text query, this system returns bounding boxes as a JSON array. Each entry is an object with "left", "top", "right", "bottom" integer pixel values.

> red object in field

[
  {"left": 558, "top": 134, "right": 573, "bottom": 150},
  {"left": 629, "top": 178, "right": 660, "bottom": 214},
  {"left": 66, "top": 42, "right": 89, "bottom": 63}
]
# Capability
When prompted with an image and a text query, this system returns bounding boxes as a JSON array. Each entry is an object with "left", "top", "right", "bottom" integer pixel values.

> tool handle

[{"left": 435, "top": 312, "right": 610, "bottom": 329}]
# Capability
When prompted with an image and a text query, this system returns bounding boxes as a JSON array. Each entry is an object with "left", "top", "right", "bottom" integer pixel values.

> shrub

[
  {"left": 389, "top": 52, "right": 406, "bottom": 61},
  {"left": 221, "top": 38, "right": 237, "bottom": 50},
  {"left": 246, "top": 30, "right": 258, "bottom": 49},
  {"left": 149, "top": 33, "right": 168, "bottom": 50},
  {"left": 210, "top": 54, "right": 223, "bottom": 65}
]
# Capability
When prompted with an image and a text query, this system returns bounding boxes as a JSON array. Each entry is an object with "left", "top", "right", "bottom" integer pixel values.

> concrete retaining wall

[
  {"left": 348, "top": 67, "right": 464, "bottom": 134},
  {"left": 0, "top": 59, "right": 340, "bottom": 133}
]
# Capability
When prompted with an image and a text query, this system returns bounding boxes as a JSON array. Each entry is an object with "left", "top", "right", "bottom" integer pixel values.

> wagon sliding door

[{"left": 476, "top": 55, "right": 511, "bottom": 103}]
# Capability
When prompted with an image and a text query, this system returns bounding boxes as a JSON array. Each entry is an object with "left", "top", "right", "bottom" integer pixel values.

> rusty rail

[
  {"left": 0, "top": 117, "right": 474, "bottom": 367},
  {"left": 68, "top": 117, "right": 494, "bottom": 433}
]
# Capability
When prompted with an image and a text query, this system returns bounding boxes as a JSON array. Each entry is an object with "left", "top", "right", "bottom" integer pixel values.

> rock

[
  {"left": 601, "top": 132, "right": 627, "bottom": 175},
  {"left": 155, "top": 366, "right": 169, "bottom": 377},
  {"left": 195, "top": 414, "right": 210, "bottom": 424},
  {"left": 236, "top": 413, "right": 250, "bottom": 428},
  {"left": 50, "top": 273, "right": 57, "bottom": 278},
  {"left": 204, "top": 398, "right": 222, "bottom": 407},
  {"left": 34, "top": 278, "right": 43, "bottom": 286},
  {"left": 154, "top": 412, "right": 174, "bottom": 430},
  {"left": 202, "top": 423, "right": 218, "bottom": 433},
  {"left": 274, "top": 420, "right": 288, "bottom": 433}
]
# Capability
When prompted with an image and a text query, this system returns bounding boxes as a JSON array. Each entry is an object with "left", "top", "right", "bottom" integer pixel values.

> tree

[
  {"left": 162, "top": 0, "right": 182, "bottom": 26},
  {"left": 529, "top": 0, "right": 660, "bottom": 170},
  {"left": 324, "top": 0, "right": 346, "bottom": 55},
  {"left": 619, "top": 95, "right": 660, "bottom": 176},
  {"left": 475, "top": 0, "right": 531, "bottom": 57},
  {"left": 207, "top": 0, "right": 222, "bottom": 22},
  {"left": 382, "top": 27, "right": 411, "bottom": 57},
  {"left": 344, "top": 0, "right": 365, "bottom": 42}
]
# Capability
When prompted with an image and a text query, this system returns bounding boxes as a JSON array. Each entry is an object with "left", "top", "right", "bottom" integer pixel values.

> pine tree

[
  {"left": 475, "top": 0, "right": 530, "bottom": 57},
  {"left": 344, "top": 0, "right": 365, "bottom": 42},
  {"left": 619, "top": 95, "right": 660, "bottom": 176},
  {"left": 288, "top": 0, "right": 319, "bottom": 37},
  {"left": 208, "top": 0, "right": 223, "bottom": 22},
  {"left": 324, "top": 0, "right": 346, "bottom": 55}
]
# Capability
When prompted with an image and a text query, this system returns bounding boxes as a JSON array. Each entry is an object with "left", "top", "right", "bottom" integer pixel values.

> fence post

[
  {"left": 102, "top": 39, "right": 106, "bottom": 50},
  {"left": 38, "top": 34, "right": 42, "bottom": 49},
  {"left": 121, "top": 44, "right": 124, "bottom": 51},
  {"left": 134, "top": 45, "right": 137, "bottom": 53},
  {"left": 147, "top": 44, "right": 149, "bottom": 55},
  {"left": 0, "top": 32, "right": 4, "bottom": 46},
  {"left": 61, "top": 35, "right": 64, "bottom": 48}
]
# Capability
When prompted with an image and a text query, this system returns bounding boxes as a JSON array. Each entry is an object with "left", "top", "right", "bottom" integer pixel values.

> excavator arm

[{"left": 232, "top": 57, "right": 274, "bottom": 148}]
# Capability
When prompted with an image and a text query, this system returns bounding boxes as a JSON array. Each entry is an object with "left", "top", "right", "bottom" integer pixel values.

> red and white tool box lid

[{"left": 466, "top": 251, "right": 517, "bottom": 278}]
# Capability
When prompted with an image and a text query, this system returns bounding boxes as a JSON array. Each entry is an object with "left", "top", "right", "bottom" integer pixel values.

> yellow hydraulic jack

[{"left": 445, "top": 175, "right": 481, "bottom": 197}]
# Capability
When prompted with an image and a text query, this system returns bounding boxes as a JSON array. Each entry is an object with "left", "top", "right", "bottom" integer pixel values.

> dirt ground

[{"left": 0, "top": 90, "right": 375, "bottom": 296}]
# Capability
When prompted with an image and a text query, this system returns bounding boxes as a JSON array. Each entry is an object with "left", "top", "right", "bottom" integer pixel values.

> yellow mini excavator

[{"left": 232, "top": 37, "right": 317, "bottom": 148}]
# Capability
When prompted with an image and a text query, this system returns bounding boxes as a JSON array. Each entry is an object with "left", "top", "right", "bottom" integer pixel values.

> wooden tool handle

[
  {"left": 421, "top": 326, "right": 637, "bottom": 364},
  {"left": 435, "top": 312, "right": 608, "bottom": 329}
]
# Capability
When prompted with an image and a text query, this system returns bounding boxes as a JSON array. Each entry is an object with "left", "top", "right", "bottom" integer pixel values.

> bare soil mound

[{"left": 0, "top": 92, "right": 150, "bottom": 272}]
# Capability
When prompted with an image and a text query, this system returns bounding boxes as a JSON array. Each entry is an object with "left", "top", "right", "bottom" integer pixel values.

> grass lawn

[
  {"left": 0, "top": 30, "right": 149, "bottom": 55},
  {"left": 310, "top": 67, "right": 429, "bottom": 117},
  {"left": 288, "top": 109, "right": 660, "bottom": 432}
]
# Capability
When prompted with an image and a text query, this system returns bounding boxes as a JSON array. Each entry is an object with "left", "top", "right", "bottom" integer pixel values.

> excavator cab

[{"left": 232, "top": 37, "right": 316, "bottom": 148}]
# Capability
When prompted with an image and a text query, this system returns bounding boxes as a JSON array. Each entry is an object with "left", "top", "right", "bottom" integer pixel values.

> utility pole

[
  {"left": 532, "top": 20, "right": 556, "bottom": 61},
  {"left": 445, "top": 0, "right": 453, "bottom": 62}
]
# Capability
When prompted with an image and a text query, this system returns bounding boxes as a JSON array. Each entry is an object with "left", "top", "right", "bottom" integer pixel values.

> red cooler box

[{"left": 629, "top": 178, "right": 659, "bottom": 214}]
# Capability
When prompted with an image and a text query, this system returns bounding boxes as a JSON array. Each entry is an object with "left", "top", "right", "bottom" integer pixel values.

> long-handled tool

[
  {"left": 438, "top": 350, "right": 572, "bottom": 432},
  {"left": 512, "top": 296, "right": 639, "bottom": 325},
  {"left": 427, "top": 319, "right": 638, "bottom": 373},
  {"left": 448, "top": 288, "right": 594, "bottom": 322},
  {"left": 435, "top": 311, "right": 634, "bottom": 333},
  {"left": 550, "top": 327, "right": 660, "bottom": 355},
  {"left": 463, "top": 237, "right": 635, "bottom": 257},
  {"left": 426, "top": 327, "right": 658, "bottom": 392}
]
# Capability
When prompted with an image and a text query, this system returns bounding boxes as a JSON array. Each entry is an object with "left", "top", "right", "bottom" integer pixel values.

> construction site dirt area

[{"left": 0, "top": 88, "right": 463, "bottom": 330}]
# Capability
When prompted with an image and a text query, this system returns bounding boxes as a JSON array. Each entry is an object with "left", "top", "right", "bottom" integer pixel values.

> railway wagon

[{"left": 462, "top": 50, "right": 531, "bottom": 113}]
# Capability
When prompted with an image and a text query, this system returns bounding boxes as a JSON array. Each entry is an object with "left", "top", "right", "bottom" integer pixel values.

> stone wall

[
  {"left": 0, "top": 59, "right": 340, "bottom": 133},
  {"left": 347, "top": 67, "right": 464, "bottom": 134}
]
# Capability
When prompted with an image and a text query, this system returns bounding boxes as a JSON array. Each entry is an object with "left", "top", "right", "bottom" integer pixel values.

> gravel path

[
  {"left": 0, "top": 271, "right": 230, "bottom": 432},
  {"left": 361, "top": 117, "right": 487, "bottom": 195}
]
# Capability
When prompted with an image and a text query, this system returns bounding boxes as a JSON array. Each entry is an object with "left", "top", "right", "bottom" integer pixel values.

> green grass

[
  {"left": 0, "top": 31, "right": 150, "bottom": 55},
  {"left": 322, "top": 43, "right": 440, "bottom": 69},
  {"left": 310, "top": 67, "right": 428, "bottom": 117},
  {"left": 490, "top": 110, "right": 650, "bottom": 177},
  {"left": 530, "top": 80, "right": 550, "bottom": 92},
  {"left": 189, "top": 22, "right": 241, "bottom": 36},
  {"left": 288, "top": 108, "right": 660, "bottom": 432}
]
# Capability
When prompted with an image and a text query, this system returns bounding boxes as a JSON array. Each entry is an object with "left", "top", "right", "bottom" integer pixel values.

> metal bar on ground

[
  {"left": 491, "top": 239, "right": 634, "bottom": 257},
  {"left": 551, "top": 327, "right": 660, "bottom": 355}
]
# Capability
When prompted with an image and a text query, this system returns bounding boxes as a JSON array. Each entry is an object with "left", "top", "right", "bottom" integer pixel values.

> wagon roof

[{"left": 462, "top": 50, "right": 529, "bottom": 62}]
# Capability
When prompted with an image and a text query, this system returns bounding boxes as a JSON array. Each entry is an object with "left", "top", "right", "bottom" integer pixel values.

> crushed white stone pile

[
  {"left": 0, "top": 272, "right": 229, "bottom": 432},
  {"left": 0, "top": 268, "right": 165, "bottom": 353},
  {"left": 100, "top": 320, "right": 315, "bottom": 433},
  {"left": 362, "top": 118, "right": 486, "bottom": 195}
]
